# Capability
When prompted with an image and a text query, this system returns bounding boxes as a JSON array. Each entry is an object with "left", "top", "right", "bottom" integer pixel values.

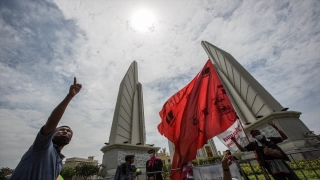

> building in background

[
  {"left": 168, "top": 138, "right": 219, "bottom": 162},
  {"left": 157, "top": 148, "right": 171, "bottom": 165},
  {"left": 63, "top": 156, "right": 98, "bottom": 169}
]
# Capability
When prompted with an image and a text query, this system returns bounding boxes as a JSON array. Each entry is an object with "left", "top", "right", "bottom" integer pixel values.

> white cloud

[{"left": 1, "top": 0, "right": 319, "bottom": 169}]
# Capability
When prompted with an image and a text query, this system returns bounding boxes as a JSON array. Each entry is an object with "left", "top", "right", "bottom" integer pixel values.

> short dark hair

[
  {"left": 57, "top": 126, "right": 73, "bottom": 135},
  {"left": 125, "top": 155, "right": 135, "bottom": 161},
  {"left": 250, "top": 130, "right": 260, "bottom": 135}
]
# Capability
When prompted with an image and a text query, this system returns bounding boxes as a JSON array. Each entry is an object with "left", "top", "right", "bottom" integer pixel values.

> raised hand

[
  {"left": 268, "top": 121, "right": 277, "bottom": 129},
  {"left": 69, "top": 77, "right": 82, "bottom": 97},
  {"left": 230, "top": 136, "right": 236, "bottom": 142},
  {"left": 222, "top": 153, "right": 232, "bottom": 169},
  {"left": 43, "top": 77, "right": 82, "bottom": 136}
]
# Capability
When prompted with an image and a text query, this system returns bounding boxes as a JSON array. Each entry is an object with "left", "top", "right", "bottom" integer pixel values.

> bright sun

[{"left": 132, "top": 9, "right": 155, "bottom": 32}]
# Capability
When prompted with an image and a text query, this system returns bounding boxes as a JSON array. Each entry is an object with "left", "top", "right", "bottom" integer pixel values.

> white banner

[
  {"left": 192, "top": 163, "right": 241, "bottom": 180},
  {"left": 217, "top": 120, "right": 245, "bottom": 151}
]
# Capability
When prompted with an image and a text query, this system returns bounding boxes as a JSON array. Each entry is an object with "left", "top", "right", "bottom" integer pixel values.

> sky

[{"left": 1, "top": 0, "right": 320, "bottom": 169}]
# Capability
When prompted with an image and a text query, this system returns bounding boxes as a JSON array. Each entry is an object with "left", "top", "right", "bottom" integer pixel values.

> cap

[{"left": 148, "top": 149, "right": 156, "bottom": 154}]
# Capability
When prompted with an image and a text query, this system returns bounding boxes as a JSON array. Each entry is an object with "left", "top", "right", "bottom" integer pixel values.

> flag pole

[{"left": 237, "top": 118, "right": 250, "bottom": 143}]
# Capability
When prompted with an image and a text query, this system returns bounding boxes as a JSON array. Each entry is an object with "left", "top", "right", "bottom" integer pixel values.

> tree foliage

[
  {"left": 192, "top": 155, "right": 223, "bottom": 166},
  {"left": 0, "top": 167, "right": 14, "bottom": 180},
  {"left": 75, "top": 164, "right": 99, "bottom": 180},
  {"left": 162, "top": 164, "right": 171, "bottom": 180},
  {"left": 60, "top": 167, "right": 75, "bottom": 180}
]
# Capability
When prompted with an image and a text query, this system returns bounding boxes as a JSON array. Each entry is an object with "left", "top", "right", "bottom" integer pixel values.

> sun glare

[{"left": 132, "top": 9, "right": 155, "bottom": 32}]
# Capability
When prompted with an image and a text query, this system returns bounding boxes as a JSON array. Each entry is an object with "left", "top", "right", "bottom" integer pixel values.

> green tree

[
  {"left": 0, "top": 167, "right": 14, "bottom": 180},
  {"left": 60, "top": 167, "right": 75, "bottom": 180},
  {"left": 75, "top": 164, "right": 99, "bottom": 180},
  {"left": 162, "top": 164, "right": 171, "bottom": 180}
]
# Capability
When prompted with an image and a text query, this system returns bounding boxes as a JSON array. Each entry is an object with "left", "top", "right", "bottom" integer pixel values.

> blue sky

[{"left": 1, "top": 0, "right": 319, "bottom": 168}]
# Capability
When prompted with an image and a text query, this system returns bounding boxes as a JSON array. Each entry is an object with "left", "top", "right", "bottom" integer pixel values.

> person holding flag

[
  {"left": 158, "top": 60, "right": 238, "bottom": 179},
  {"left": 231, "top": 121, "right": 299, "bottom": 180}
]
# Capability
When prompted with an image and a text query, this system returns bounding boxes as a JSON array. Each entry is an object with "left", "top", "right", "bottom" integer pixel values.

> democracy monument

[
  {"left": 99, "top": 41, "right": 319, "bottom": 177},
  {"left": 201, "top": 41, "right": 320, "bottom": 159},
  {"left": 99, "top": 61, "right": 160, "bottom": 177}
]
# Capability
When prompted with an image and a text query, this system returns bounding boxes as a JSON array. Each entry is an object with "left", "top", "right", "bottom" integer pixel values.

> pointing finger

[{"left": 74, "top": 77, "right": 76, "bottom": 85}]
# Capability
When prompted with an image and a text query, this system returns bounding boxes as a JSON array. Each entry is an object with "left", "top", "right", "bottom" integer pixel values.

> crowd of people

[{"left": 10, "top": 77, "right": 299, "bottom": 180}]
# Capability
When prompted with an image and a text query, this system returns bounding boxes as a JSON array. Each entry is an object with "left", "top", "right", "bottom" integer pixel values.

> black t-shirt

[
  {"left": 146, "top": 158, "right": 163, "bottom": 179},
  {"left": 244, "top": 137, "right": 290, "bottom": 167}
]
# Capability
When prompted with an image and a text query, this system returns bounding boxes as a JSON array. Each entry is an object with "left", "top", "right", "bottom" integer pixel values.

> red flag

[
  {"left": 158, "top": 60, "right": 237, "bottom": 179},
  {"left": 158, "top": 75, "right": 197, "bottom": 144}
]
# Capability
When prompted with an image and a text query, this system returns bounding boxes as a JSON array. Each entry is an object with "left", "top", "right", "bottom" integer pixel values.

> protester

[
  {"left": 225, "top": 150, "right": 249, "bottom": 180},
  {"left": 114, "top": 155, "right": 139, "bottom": 180},
  {"left": 10, "top": 77, "right": 82, "bottom": 180},
  {"left": 221, "top": 153, "right": 233, "bottom": 180},
  {"left": 146, "top": 149, "right": 163, "bottom": 180},
  {"left": 231, "top": 121, "right": 300, "bottom": 180}
]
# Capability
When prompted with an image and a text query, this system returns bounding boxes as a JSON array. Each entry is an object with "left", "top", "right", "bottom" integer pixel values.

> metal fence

[
  {"left": 99, "top": 149, "right": 320, "bottom": 180},
  {"left": 234, "top": 149, "right": 320, "bottom": 180}
]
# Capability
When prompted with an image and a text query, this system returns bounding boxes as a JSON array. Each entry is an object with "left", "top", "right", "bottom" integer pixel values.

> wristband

[{"left": 223, "top": 168, "right": 229, "bottom": 171}]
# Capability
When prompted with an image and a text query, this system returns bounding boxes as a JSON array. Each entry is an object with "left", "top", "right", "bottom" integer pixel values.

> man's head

[
  {"left": 125, "top": 155, "right": 135, "bottom": 164},
  {"left": 148, "top": 149, "right": 156, "bottom": 158},
  {"left": 225, "top": 150, "right": 231, "bottom": 155},
  {"left": 250, "top": 130, "right": 264, "bottom": 140},
  {"left": 52, "top": 126, "right": 73, "bottom": 146}
]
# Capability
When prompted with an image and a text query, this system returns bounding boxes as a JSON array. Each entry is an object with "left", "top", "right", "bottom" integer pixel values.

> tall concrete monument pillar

[
  {"left": 100, "top": 61, "right": 160, "bottom": 177},
  {"left": 201, "top": 41, "right": 320, "bottom": 156}
]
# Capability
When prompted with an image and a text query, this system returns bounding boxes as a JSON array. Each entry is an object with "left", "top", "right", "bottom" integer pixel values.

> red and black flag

[{"left": 158, "top": 59, "right": 237, "bottom": 179}]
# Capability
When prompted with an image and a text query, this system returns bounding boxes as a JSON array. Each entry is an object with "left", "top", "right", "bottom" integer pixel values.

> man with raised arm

[
  {"left": 231, "top": 121, "right": 299, "bottom": 180},
  {"left": 11, "top": 77, "right": 82, "bottom": 180}
]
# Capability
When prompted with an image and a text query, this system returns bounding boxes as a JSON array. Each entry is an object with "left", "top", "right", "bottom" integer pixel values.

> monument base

[{"left": 99, "top": 144, "right": 160, "bottom": 177}]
